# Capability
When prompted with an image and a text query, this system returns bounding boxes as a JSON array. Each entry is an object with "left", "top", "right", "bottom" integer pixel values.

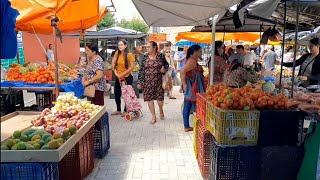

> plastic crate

[
  {"left": 35, "top": 91, "right": 55, "bottom": 108},
  {"left": 258, "top": 110, "right": 306, "bottom": 147},
  {"left": 206, "top": 102, "right": 260, "bottom": 145},
  {"left": 196, "top": 93, "right": 207, "bottom": 127},
  {"left": 59, "top": 128, "right": 94, "bottom": 180},
  {"left": 1, "top": 162, "right": 59, "bottom": 180},
  {"left": 197, "top": 120, "right": 214, "bottom": 179},
  {"left": 93, "top": 112, "right": 110, "bottom": 159},
  {"left": 0, "top": 89, "right": 24, "bottom": 117},
  {"left": 208, "top": 142, "right": 259, "bottom": 180},
  {"left": 259, "top": 146, "right": 304, "bottom": 180},
  {"left": 193, "top": 115, "right": 200, "bottom": 158}
]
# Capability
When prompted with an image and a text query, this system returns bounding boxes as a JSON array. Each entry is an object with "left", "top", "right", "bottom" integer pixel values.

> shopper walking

[
  {"left": 180, "top": 45, "right": 205, "bottom": 132},
  {"left": 164, "top": 49, "right": 176, "bottom": 99},
  {"left": 111, "top": 39, "right": 136, "bottom": 116},
  {"left": 137, "top": 41, "right": 168, "bottom": 124},
  {"left": 82, "top": 45, "right": 107, "bottom": 105}
]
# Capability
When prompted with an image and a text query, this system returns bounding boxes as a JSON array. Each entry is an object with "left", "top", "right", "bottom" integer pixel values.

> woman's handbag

[{"left": 84, "top": 85, "right": 95, "bottom": 98}]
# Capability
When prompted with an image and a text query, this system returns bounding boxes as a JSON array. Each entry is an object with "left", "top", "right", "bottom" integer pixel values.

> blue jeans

[{"left": 183, "top": 99, "right": 196, "bottom": 128}]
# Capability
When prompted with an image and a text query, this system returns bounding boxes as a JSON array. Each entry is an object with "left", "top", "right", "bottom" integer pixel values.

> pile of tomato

[
  {"left": 206, "top": 84, "right": 288, "bottom": 111},
  {"left": 6, "top": 67, "right": 62, "bottom": 84}
]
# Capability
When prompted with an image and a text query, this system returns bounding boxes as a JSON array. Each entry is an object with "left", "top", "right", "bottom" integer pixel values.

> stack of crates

[
  {"left": 93, "top": 112, "right": 110, "bottom": 159},
  {"left": 206, "top": 101, "right": 260, "bottom": 179}
]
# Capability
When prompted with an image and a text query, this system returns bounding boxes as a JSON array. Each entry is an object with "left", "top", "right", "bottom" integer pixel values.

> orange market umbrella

[
  {"left": 175, "top": 32, "right": 261, "bottom": 44},
  {"left": 15, "top": 0, "right": 107, "bottom": 34},
  {"left": 11, "top": 0, "right": 107, "bottom": 98},
  {"left": 11, "top": 0, "right": 72, "bottom": 25}
]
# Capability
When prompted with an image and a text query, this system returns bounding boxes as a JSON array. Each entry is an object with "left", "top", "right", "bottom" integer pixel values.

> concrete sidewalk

[{"left": 86, "top": 86, "right": 202, "bottom": 180}]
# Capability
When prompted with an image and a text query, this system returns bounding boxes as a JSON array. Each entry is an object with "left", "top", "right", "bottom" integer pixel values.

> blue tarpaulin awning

[
  {"left": 1, "top": 0, "right": 19, "bottom": 59},
  {"left": 175, "top": 41, "right": 208, "bottom": 47}
]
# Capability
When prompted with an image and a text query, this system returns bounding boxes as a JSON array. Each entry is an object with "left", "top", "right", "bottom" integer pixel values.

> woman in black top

[{"left": 283, "top": 38, "right": 320, "bottom": 86}]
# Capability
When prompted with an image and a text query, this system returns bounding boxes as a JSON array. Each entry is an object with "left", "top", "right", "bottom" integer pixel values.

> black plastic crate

[
  {"left": 209, "top": 142, "right": 259, "bottom": 180},
  {"left": 93, "top": 112, "right": 110, "bottom": 159},
  {"left": 259, "top": 146, "right": 304, "bottom": 180},
  {"left": 258, "top": 110, "right": 306, "bottom": 147},
  {"left": 0, "top": 89, "right": 24, "bottom": 117},
  {"left": 1, "top": 162, "right": 59, "bottom": 180},
  {"left": 34, "top": 91, "right": 55, "bottom": 108}
]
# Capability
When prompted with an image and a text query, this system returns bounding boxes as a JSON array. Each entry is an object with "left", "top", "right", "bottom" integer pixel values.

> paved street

[
  {"left": 85, "top": 87, "right": 202, "bottom": 180},
  {"left": 22, "top": 87, "right": 202, "bottom": 180}
]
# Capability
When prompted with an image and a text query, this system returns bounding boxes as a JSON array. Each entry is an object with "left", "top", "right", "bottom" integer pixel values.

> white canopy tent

[{"left": 132, "top": 0, "right": 242, "bottom": 84}]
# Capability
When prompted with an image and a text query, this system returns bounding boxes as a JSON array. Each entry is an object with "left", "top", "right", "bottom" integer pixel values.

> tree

[
  {"left": 97, "top": 13, "right": 116, "bottom": 30},
  {"left": 117, "top": 17, "right": 149, "bottom": 34}
]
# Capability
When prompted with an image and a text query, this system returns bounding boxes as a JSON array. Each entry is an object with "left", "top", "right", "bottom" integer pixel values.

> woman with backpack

[{"left": 111, "top": 39, "right": 136, "bottom": 116}]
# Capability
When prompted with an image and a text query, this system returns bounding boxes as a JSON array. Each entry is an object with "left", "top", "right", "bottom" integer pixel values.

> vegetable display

[
  {"left": 32, "top": 93, "right": 102, "bottom": 134},
  {"left": 1, "top": 127, "right": 77, "bottom": 150},
  {"left": 206, "top": 83, "right": 289, "bottom": 111}
]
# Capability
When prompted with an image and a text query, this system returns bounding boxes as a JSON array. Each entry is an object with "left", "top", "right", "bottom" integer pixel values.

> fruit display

[
  {"left": 6, "top": 63, "right": 62, "bottom": 84},
  {"left": 5, "top": 62, "right": 82, "bottom": 83},
  {"left": 272, "top": 66, "right": 298, "bottom": 77},
  {"left": 1, "top": 127, "right": 77, "bottom": 150},
  {"left": 31, "top": 93, "right": 102, "bottom": 134},
  {"left": 206, "top": 83, "right": 289, "bottom": 111},
  {"left": 49, "top": 62, "right": 80, "bottom": 81},
  {"left": 52, "top": 93, "right": 102, "bottom": 116}
]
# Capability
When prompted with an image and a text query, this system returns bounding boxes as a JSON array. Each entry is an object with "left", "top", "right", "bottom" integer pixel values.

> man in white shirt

[
  {"left": 263, "top": 46, "right": 278, "bottom": 69},
  {"left": 243, "top": 45, "right": 256, "bottom": 67},
  {"left": 228, "top": 45, "right": 245, "bottom": 64},
  {"left": 46, "top": 44, "right": 54, "bottom": 62}
]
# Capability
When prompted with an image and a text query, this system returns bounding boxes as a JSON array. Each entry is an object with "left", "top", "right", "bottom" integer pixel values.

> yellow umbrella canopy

[{"left": 13, "top": 0, "right": 107, "bottom": 34}]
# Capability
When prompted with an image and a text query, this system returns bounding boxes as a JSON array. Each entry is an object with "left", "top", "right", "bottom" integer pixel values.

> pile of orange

[
  {"left": 206, "top": 83, "right": 288, "bottom": 110},
  {"left": 7, "top": 66, "right": 62, "bottom": 84}
]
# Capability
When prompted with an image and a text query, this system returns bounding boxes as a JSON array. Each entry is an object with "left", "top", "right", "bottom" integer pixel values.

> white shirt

[
  {"left": 243, "top": 52, "right": 256, "bottom": 66},
  {"left": 47, "top": 49, "right": 54, "bottom": 61},
  {"left": 263, "top": 50, "right": 277, "bottom": 69}
]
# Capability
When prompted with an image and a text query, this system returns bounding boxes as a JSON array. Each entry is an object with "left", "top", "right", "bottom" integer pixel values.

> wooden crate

[
  {"left": 1, "top": 111, "right": 39, "bottom": 141},
  {"left": 0, "top": 107, "right": 106, "bottom": 162}
]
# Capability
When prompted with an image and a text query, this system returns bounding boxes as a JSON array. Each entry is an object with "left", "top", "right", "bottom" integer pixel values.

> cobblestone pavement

[{"left": 85, "top": 87, "right": 203, "bottom": 180}]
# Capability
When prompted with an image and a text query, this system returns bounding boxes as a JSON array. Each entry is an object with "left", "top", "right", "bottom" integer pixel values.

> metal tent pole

[
  {"left": 279, "top": 0, "right": 287, "bottom": 89},
  {"left": 291, "top": 0, "right": 300, "bottom": 98},
  {"left": 210, "top": 15, "right": 218, "bottom": 85},
  {"left": 51, "top": 18, "right": 60, "bottom": 99}
]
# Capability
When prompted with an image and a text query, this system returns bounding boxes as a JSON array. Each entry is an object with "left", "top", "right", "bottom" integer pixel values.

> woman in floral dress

[
  {"left": 208, "top": 41, "right": 228, "bottom": 84},
  {"left": 137, "top": 41, "right": 168, "bottom": 124}
]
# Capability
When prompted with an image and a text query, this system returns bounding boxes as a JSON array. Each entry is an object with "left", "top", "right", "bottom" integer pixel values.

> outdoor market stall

[
  {"left": 1, "top": 1, "right": 111, "bottom": 179},
  {"left": 1, "top": 93, "right": 110, "bottom": 179},
  {"left": 133, "top": 0, "right": 320, "bottom": 179}
]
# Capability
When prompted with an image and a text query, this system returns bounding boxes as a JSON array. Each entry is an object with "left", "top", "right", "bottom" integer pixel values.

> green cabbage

[{"left": 262, "top": 82, "right": 275, "bottom": 93}]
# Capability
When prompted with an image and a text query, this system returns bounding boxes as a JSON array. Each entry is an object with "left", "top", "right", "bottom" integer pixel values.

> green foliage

[
  {"left": 117, "top": 17, "right": 149, "bottom": 34},
  {"left": 97, "top": 13, "right": 117, "bottom": 31}
]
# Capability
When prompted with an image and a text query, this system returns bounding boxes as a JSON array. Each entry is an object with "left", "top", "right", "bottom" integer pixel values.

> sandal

[
  {"left": 160, "top": 113, "right": 165, "bottom": 120},
  {"left": 150, "top": 117, "right": 157, "bottom": 124},
  {"left": 121, "top": 112, "right": 127, "bottom": 117},
  {"left": 111, "top": 111, "right": 122, "bottom": 116}
]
